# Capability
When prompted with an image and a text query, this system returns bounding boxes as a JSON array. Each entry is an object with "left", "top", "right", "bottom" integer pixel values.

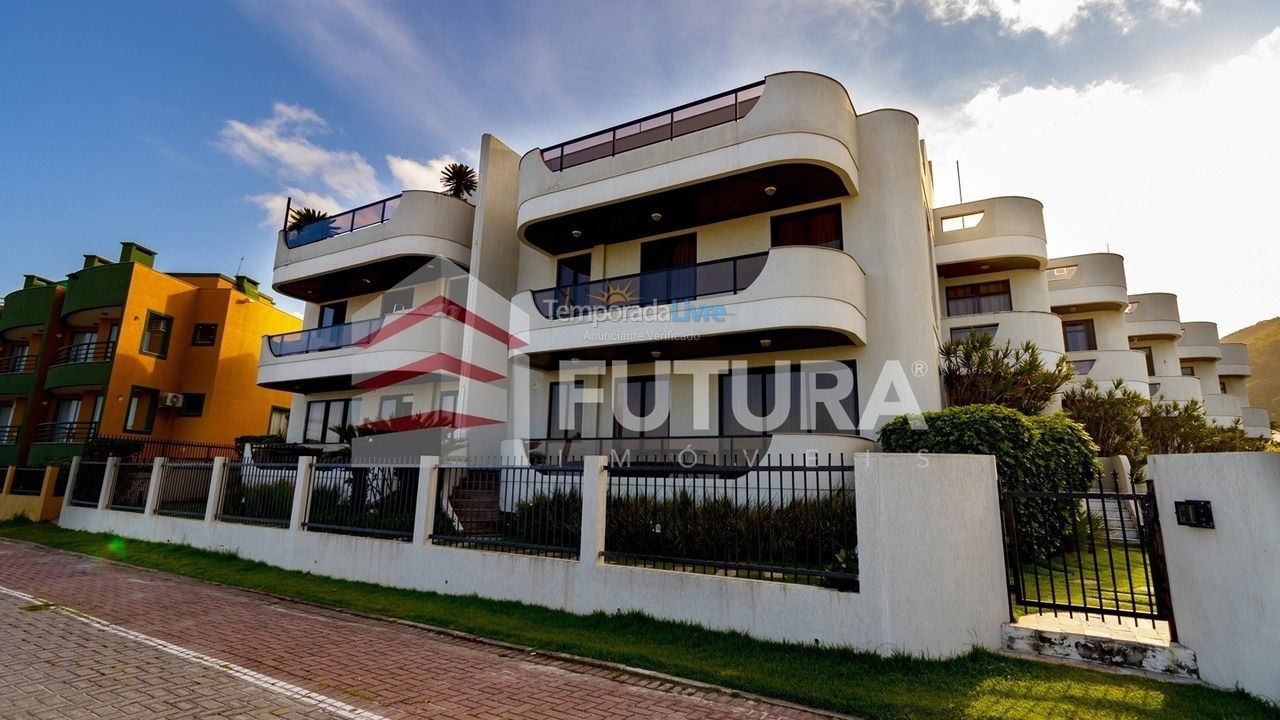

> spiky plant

[
  {"left": 939, "top": 332, "right": 1074, "bottom": 415},
  {"left": 286, "top": 207, "right": 330, "bottom": 232},
  {"left": 440, "top": 163, "right": 478, "bottom": 199}
]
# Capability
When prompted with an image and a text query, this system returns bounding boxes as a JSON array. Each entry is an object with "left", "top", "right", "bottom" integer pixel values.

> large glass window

[
  {"left": 139, "top": 312, "right": 173, "bottom": 358},
  {"left": 546, "top": 381, "right": 584, "bottom": 440},
  {"left": 555, "top": 253, "right": 592, "bottom": 307},
  {"left": 304, "top": 399, "right": 353, "bottom": 443},
  {"left": 380, "top": 288, "right": 414, "bottom": 316},
  {"left": 771, "top": 205, "right": 843, "bottom": 249},
  {"left": 1135, "top": 346, "right": 1156, "bottom": 376},
  {"left": 949, "top": 324, "right": 999, "bottom": 342},
  {"left": 124, "top": 388, "right": 158, "bottom": 433},
  {"left": 614, "top": 375, "right": 670, "bottom": 437},
  {"left": 640, "top": 234, "right": 697, "bottom": 303},
  {"left": 318, "top": 302, "right": 346, "bottom": 328},
  {"left": 946, "top": 280, "right": 1012, "bottom": 317},
  {"left": 718, "top": 361, "right": 858, "bottom": 436},
  {"left": 378, "top": 394, "right": 413, "bottom": 420},
  {"left": 1062, "top": 319, "right": 1097, "bottom": 352}
]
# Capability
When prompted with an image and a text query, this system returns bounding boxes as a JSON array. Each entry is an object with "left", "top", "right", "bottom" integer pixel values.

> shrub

[
  {"left": 939, "top": 333, "right": 1074, "bottom": 415},
  {"left": 879, "top": 405, "right": 1099, "bottom": 560},
  {"left": 82, "top": 437, "right": 144, "bottom": 461},
  {"left": 1061, "top": 379, "right": 1148, "bottom": 458},
  {"left": 501, "top": 491, "right": 582, "bottom": 550}
]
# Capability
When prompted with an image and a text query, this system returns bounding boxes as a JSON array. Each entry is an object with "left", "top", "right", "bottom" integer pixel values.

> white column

[
  {"left": 413, "top": 456, "right": 440, "bottom": 545},
  {"left": 143, "top": 457, "right": 166, "bottom": 515},
  {"left": 578, "top": 456, "right": 608, "bottom": 563},
  {"left": 204, "top": 456, "right": 227, "bottom": 523},
  {"left": 289, "top": 456, "right": 315, "bottom": 532},
  {"left": 61, "top": 456, "right": 82, "bottom": 512},
  {"left": 98, "top": 457, "right": 120, "bottom": 510}
]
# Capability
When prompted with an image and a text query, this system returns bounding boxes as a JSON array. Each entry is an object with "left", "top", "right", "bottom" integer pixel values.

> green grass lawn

[
  {"left": 1016, "top": 544, "right": 1158, "bottom": 618},
  {"left": 2, "top": 520, "right": 1275, "bottom": 720}
]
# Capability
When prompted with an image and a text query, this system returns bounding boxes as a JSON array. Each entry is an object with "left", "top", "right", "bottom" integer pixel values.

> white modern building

[{"left": 257, "top": 71, "right": 1270, "bottom": 454}]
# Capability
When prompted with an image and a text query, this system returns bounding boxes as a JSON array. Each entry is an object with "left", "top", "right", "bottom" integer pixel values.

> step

[{"left": 1002, "top": 614, "right": 1198, "bottom": 678}]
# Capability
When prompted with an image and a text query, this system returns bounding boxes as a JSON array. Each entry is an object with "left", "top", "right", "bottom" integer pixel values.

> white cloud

[
  {"left": 219, "top": 102, "right": 383, "bottom": 203},
  {"left": 921, "top": 0, "right": 1200, "bottom": 38},
  {"left": 386, "top": 154, "right": 462, "bottom": 193},
  {"left": 245, "top": 187, "right": 342, "bottom": 230},
  {"left": 924, "top": 27, "right": 1280, "bottom": 333}
]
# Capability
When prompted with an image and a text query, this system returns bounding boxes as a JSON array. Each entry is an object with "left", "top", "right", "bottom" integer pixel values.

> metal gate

[{"left": 1000, "top": 474, "right": 1176, "bottom": 636}]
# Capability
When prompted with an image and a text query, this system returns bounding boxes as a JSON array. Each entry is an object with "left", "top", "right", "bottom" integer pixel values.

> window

[
  {"left": 771, "top": 205, "right": 842, "bottom": 249},
  {"left": 303, "top": 399, "right": 353, "bottom": 443},
  {"left": 556, "top": 253, "right": 591, "bottom": 287},
  {"left": 124, "top": 387, "right": 159, "bottom": 433},
  {"left": 546, "top": 381, "right": 584, "bottom": 440},
  {"left": 378, "top": 394, "right": 413, "bottom": 420},
  {"left": 139, "top": 311, "right": 173, "bottom": 358},
  {"left": 949, "top": 324, "right": 999, "bottom": 342},
  {"left": 191, "top": 323, "right": 218, "bottom": 346},
  {"left": 718, "top": 361, "right": 858, "bottom": 436},
  {"left": 318, "top": 302, "right": 346, "bottom": 328},
  {"left": 640, "top": 234, "right": 697, "bottom": 303},
  {"left": 1071, "top": 359, "right": 1096, "bottom": 375},
  {"left": 1219, "top": 381, "right": 1228, "bottom": 395},
  {"left": 179, "top": 393, "right": 206, "bottom": 417},
  {"left": 1135, "top": 346, "right": 1156, "bottom": 376},
  {"left": 946, "top": 280, "right": 1011, "bottom": 316},
  {"left": 1062, "top": 319, "right": 1097, "bottom": 352},
  {"left": 1181, "top": 366, "right": 1196, "bottom": 377},
  {"left": 268, "top": 406, "right": 290, "bottom": 436},
  {"left": 614, "top": 376, "right": 670, "bottom": 437},
  {"left": 67, "top": 330, "right": 97, "bottom": 362},
  {"left": 380, "top": 288, "right": 414, "bottom": 316}
]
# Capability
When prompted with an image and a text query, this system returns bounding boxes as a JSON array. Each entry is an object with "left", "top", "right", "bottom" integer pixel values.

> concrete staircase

[
  {"left": 1003, "top": 614, "right": 1198, "bottom": 679},
  {"left": 446, "top": 470, "right": 501, "bottom": 534}
]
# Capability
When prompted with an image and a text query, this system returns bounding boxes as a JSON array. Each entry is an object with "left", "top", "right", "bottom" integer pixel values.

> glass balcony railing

[
  {"left": 0, "top": 425, "right": 19, "bottom": 445},
  {"left": 266, "top": 317, "right": 384, "bottom": 357},
  {"left": 530, "top": 251, "right": 767, "bottom": 319},
  {"left": 51, "top": 341, "right": 115, "bottom": 366},
  {"left": 284, "top": 194, "right": 402, "bottom": 249},
  {"left": 540, "top": 81, "right": 764, "bottom": 171},
  {"left": 0, "top": 354, "right": 37, "bottom": 374},
  {"left": 34, "top": 421, "right": 98, "bottom": 444}
]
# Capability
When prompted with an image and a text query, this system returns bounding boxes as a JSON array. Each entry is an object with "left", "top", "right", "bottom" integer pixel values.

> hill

[{"left": 1224, "top": 316, "right": 1280, "bottom": 421}]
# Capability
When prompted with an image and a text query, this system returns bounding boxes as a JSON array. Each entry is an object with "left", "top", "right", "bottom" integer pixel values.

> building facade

[
  {"left": 259, "top": 71, "right": 1271, "bottom": 456},
  {"left": 0, "top": 242, "right": 301, "bottom": 465}
]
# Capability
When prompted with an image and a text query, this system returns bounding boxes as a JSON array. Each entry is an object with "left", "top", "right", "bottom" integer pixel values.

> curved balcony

[
  {"left": 1147, "top": 376, "right": 1203, "bottom": 403},
  {"left": 45, "top": 341, "right": 115, "bottom": 393},
  {"left": 517, "top": 72, "right": 859, "bottom": 255},
  {"left": 941, "top": 310, "right": 1065, "bottom": 357},
  {"left": 510, "top": 245, "right": 867, "bottom": 368},
  {"left": 273, "top": 191, "right": 474, "bottom": 303},
  {"left": 1219, "top": 342, "right": 1252, "bottom": 377},
  {"left": 1202, "top": 393, "right": 1243, "bottom": 424},
  {"left": 1124, "top": 293, "right": 1181, "bottom": 340},
  {"left": 933, "top": 197, "right": 1047, "bottom": 277},
  {"left": 1046, "top": 253, "right": 1128, "bottom": 312},
  {"left": 62, "top": 262, "right": 132, "bottom": 327},
  {"left": 258, "top": 313, "right": 467, "bottom": 394},
  {"left": 1242, "top": 407, "right": 1271, "bottom": 439},
  {"left": 1177, "top": 322, "right": 1222, "bottom": 361},
  {"left": 1065, "top": 349, "right": 1150, "bottom": 395},
  {"left": 0, "top": 354, "right": 38, "bottom": 396},
  {"left": 0, "top": 283, "right": 58, "bottom": 341}
]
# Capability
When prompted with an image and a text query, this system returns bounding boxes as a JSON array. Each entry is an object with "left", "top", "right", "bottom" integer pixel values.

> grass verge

[{"left": 1, "top": 520, "right": 1275, "bottom": 720}]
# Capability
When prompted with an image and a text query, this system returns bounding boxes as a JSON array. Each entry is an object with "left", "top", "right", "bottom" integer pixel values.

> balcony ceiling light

[
  {"left": 759, "top": 338, "right": 772, "bottom": 348},
  {"left": 979, "top": 264, "right": 991, "bottom": 270},
  {"left": 650, "top": 212, "right": 663, "bottom": 222},
  {"left": 571, "top": 229, "right": 582, "bottom": 239},
  {"left": 650, "top": 350, "right": 661, "bottom": 359},
  {"left": 764, "top": 185, "right": 777, "bottom": 196}
]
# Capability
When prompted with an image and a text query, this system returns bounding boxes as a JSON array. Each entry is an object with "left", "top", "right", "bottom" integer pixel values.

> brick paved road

[{"left": 0, "top": 540, "right": 828, "bottom": 719}]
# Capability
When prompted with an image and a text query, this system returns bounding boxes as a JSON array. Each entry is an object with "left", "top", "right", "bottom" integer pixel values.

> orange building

[{"left": 0, "top": 242, "right": 300, "bottom": 465}]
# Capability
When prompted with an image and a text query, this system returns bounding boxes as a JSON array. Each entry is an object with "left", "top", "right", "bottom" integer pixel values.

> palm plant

[
  {"left": 1062, "top": 378, "right": 1148, "bottom": 458},
  {"left": 440, "top": 163, "right": 478, "bottom": 199},
  {"left": 286, "top": 207, "right": 330, "bottom": 232},
  {"left": 939, "top": 332, "right": 1074, "bottom": 415}
]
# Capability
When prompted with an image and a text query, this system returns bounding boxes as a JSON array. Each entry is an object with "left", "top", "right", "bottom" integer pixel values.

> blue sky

[{"left": 2, "top": 0, "right": 1278, "bottom": 331}]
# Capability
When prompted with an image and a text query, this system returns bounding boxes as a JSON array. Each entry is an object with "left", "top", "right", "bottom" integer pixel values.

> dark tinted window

[
  {"left": 946, "top": 281, "right": 1011, "bottom": 316},
  {"left": 614, "top": 376, "right": 670, "bottom": 437},
  {"left": 191, "top": 323, "right": 218, "bottom": 346},
  {"left": 771, "top": 206, "right": 842, "bottom": 249},
  {"left": 1062, "top": 319, "right": 1097, "bottom": 352},
  {"left": 180, "top": 393, "right": 206, "bottom": 417}
]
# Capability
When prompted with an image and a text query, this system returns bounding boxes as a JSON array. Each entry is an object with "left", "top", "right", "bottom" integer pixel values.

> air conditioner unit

[{"left": 159, "top": 392, "right": 184, "bottom": 408}]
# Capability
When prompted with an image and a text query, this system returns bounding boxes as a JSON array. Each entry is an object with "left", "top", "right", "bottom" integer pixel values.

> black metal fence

[
  {"left": 155, "top": 463, "right": 215, "bottom": 519},
  {"left": 1001, "top": 477, "right": 1174, "bottom": 631},
  {"left": 108, "top": 462, "right": 154, "bottom": 512},
  {"left": 94, "top": 435, "right": 239, "bottom": 463},
  {"left": 305, "top": 463, "right": 418, "bottom": 540},
  {"left": 431, "top": 464, "right": 583, "bottom": 558},
  {"left": 8, "top": 467, "right": 46, "bottom": 496},
  {"left": 603, "top": 458, "right": 859, "bottom": 589},
  {"left": 218, "top": 462, "right": 296, "bottom": 527},
  {"left": 70, "top": 462, "right": 108, "bottom": 507}
]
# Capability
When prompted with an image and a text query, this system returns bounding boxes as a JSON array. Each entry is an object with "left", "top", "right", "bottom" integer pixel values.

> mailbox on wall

[{"left": 1174, "top": 500, "right": 1214, "bottom": 529}]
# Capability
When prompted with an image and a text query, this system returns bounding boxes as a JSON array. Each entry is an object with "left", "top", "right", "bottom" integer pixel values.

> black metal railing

[
  {"left": 525, "top": 435, "right": 773, "bottom": 466},
  {"left": 305, "top": 463, "right": 418, "bottom": 540},
  {"left": 531, "top": 251, "right": 767, "bottom": 319},
  {"left": 265, "top": 317, "right": 384, "bottom": 357},
  {"left": 0, "top": 353, "right": 37, "bottom": 374},
  {"left": 284, "top": 193, "right": 402, "bottom": 248},
  {"left": 603, "top": 456, "right": 859, "bottom": 589},
  {"left": 541, "top": 81, "right": 764, "bottom": 171},
  {"left": 108, "top": 462, "right": 153, "bottom": 512},
  {"left": 218, "top": 462, "right": 296, "bottom": 527},
  {"left": 431, "top": 464, "right": 583, "bottom": 557},
  {"left": 0, "top": 425, "right": 18, "bottom": 445},
  {"left": 51, "top": 341, "right": 116, "bottom": 366},
  {"left": 90, "top": 434, "right": 240, "bottom": 463},
  {"left": 34, "top": 421, "right": 98, "bottom": 444},
  {"left": 155, "top": 462, "right": 215, "bottom": 519},
  {"left": 1001, "top": 476, "right": 1175, "bottom": 629},
  {"left": 70, "top": 461, "right": 108, "bottom": 507},
  {"left": 7, "top": 467, "right": 46, "bottom": 496}
]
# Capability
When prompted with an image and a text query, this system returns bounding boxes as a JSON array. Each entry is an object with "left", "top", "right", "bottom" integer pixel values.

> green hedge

[{"left": 879, "top": 405, "right": 1099, "bottom": 560}]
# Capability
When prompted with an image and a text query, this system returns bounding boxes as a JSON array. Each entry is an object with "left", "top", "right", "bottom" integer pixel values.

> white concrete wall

[
  {"left": 58, "top": 453, "right": 1006, "bottom": 658},
  {"left": 1148, "top": 452, "right": 1280, "bottom": 702}
]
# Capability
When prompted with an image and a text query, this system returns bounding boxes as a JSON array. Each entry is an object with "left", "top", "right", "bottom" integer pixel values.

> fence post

[
  {"left": 143, "top": 457, "right": 166, "bottom": 515},
  {"left": 578, "top": 455, "right": 608, "bottom": 563},
  {"left": 62, "top": 456, "right": 82, "bottom": 512},
  {"left": 205, "top": 456, "right": 227, "bottom": 524},
  {"left": 414, "top": 455, "right": 440, "bottom": 545},
  {"left": 289, "top": 456, "right": 315, "bottom": 532},
  {"left": 98, "top": 457, "right": 120, "bottom": 510}
]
